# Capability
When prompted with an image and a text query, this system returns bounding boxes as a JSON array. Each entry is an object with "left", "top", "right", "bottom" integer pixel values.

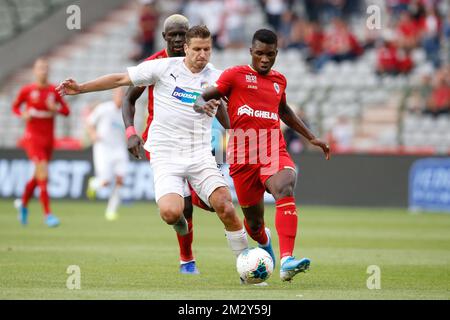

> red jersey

[
  {"left": 12, "top": 83, "right": 70, "bottom": 143},
  {"left": 215, "top": 65, "right": 288, "bottom": 165},
  {"left": 142, "top": 49, "right": 168, "bottom": 142}
]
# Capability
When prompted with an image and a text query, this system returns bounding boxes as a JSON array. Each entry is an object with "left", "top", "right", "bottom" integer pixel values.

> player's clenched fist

[
  {"left": 56, "top": 78, "right": 81, "bottom": 96},
  {"left": 127, "top": 135, "right": 144, "bottom": 160}
]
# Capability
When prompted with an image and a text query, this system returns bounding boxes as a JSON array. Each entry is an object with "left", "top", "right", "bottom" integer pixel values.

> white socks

[
  {"left": 173, "top": 216, "right": 189, "bottom": 236},
  {"left": 225, "top": 228, "right": 249, "bottom": 257},
  {"left": 106, "top": 185, "right": 121, "bottom": 214}
]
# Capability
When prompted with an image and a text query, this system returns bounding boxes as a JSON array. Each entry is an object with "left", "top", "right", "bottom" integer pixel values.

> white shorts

[
  {"left": 150, "top": 155, "right": 228, "bottom": 207},
  {"left": 93, "top": 146, "right": 129, "bottom": 184}
]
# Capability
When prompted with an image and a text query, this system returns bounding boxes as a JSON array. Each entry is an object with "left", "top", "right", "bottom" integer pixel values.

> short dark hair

[
  {"left": 252, "top": 29, "right": 278, "bottom": 45},
  {"left": 186, "top": 25, "right": 211, "bottom": 44}
]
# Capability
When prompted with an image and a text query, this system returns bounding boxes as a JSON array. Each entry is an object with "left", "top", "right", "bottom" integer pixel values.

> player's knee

[
  {"left": 35, "top": 162, "right": 48, "bottom": 180},
  {"left": 274, "top": 183, "right": 294, "bottom": 199},
  {"left": 160, "top": 207, "right": 183, "bottom": 225},
  {"left": 215, "top": 200, "right": 236, "bottom": 221}
]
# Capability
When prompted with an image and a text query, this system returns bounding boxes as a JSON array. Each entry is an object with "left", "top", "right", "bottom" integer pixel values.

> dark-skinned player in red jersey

[
  {"left": 194, "top": 29, "right": 330, "bottom": 282},
  {"left": 12, "top": 58, "right": 70, "bottom": 228},
  {"left": 123, "top": 15, "right": 227, "bottom": 275}
]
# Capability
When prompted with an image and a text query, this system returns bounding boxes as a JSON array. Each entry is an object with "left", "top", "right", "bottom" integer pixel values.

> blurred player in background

[
  {"left": 195, "top": 29, "right": 330, "bottom": 282},
  {"left": 86, "top": 88, "right": 129, "bottom": 221},
  {"left": 12, "top": 58, "right": 70, "bottom": 227},
  {"left": 56, "top": 25, "right": 249, "bottom": 279}
]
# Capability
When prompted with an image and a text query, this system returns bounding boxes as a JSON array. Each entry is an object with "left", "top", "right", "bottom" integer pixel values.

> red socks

[
  {"left": 22, "top": 178, "right": 37, "bottom": 207},
  {"left": 22, "top": 178, "right": 51, "bottom": 216},
  {"left": 244, "top": 218, "right": 268, "bottom": 246},
  {"left": 177, "top": 217, "right": 194, "bottom": 262},
  {"left": 37, "top": 179, "right": 51, "bottom": 216},
  {"left": 275, "top": 196, "right": 298, "bottom": 258}
]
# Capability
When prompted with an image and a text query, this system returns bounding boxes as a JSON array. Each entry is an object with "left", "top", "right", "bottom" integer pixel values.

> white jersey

[
  {"left": 127, "top": 57, "right": 222, "bottom": 160},
  {"left": 87, "top": 101, "right": 127, "bottom": 153}
]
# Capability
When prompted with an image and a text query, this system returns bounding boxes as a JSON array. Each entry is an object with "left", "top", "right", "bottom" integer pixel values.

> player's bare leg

[
  {"left": 209, "top": 187, "right": 248, "bottom": 257},
  {"left": 241, "top": 201, "right": 276, "bottom": 267},
  {"left": 265, "top": 168, "right": 310, "bottom": 281},
  {"left": 157, "top": 193, "right": 189, "bottom": 236}
]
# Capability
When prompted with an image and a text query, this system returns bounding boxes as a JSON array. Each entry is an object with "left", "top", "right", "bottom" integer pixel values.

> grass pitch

[{"left": 0, "top": 200, "right": 449, "bottom": 300}]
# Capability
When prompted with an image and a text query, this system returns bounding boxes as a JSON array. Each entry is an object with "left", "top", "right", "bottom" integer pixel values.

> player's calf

[{"left": 209, "top": 187, "right": 241, "bottom": 231}]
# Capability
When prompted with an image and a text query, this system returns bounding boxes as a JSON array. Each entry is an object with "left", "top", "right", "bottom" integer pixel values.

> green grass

[{"left": 0, "top": 200, "right": 449, "bottom": 300}]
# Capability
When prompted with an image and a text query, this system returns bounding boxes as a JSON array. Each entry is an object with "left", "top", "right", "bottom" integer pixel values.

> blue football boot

[
  {"left": 180, "top": 261, "right": 200, "bottom": 275},
  {"left": 280, "top": 256, "right": 310, "bottom": 282},
  {"left": 45, "top": 214, "right": 60, "bottom": 228}
]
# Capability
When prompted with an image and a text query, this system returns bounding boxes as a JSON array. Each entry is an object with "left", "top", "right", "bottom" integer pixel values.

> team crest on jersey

[
  {"left": 201, "top": 81, "right": 209, "bottom": 89},
  {"left": 273, "top": 83, "right": 280, "bottom": 94}
]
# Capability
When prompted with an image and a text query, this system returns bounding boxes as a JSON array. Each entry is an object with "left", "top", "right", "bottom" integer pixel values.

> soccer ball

[{"left": 236, "top": 247, "right": 274, "bottom": 284}]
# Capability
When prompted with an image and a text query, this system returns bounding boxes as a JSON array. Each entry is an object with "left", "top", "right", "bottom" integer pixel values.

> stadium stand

[
  {"left": 0, "top": 0, "right": 71, "bottom": 43},
  {"left": 0, "top": 0, "right": 448, "bottom": 155}
]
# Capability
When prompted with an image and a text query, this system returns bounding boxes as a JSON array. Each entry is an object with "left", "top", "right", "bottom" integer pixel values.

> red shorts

[
  {"left": 24, "top": 138, "right": 53, "bottom": 162},
  {"left": 230, "top": 149, "right": 296, "bottom": 207}
]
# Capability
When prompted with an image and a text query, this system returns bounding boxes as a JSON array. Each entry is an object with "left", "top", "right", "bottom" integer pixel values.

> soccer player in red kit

[
  {"left": 123, "top": 15, "right": 216, "bottom": 275},
  {"left": 12, "top": 58, "right": 70, "bottom": 227},
  {"left": 195, "top": 29, "right": 330, "bottom": 282}
]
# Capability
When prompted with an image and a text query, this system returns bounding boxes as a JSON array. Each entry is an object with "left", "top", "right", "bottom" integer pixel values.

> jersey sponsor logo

[
  {"left": 245, "top": 74, "right": 257, "bottom": 84},
  {"left": 237, "top": 105, "right": 279, "bottom": 121},
  {"left": 237, "top": 104, "right": 254, "bottom": 117},
  {"left": 28, "top": 108, "right": 53, "bottom": 118},
  {"left": 171, "top": 87, "right": 201, "bottom": 104}
]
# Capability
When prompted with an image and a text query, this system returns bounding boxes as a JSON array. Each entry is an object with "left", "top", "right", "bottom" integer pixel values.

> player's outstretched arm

[
  {"left": 279, "top": 100, "right": 330, "bottom": 160},
  {"left": 122, "top": 86, "right": 145, "bottom": 160},
  {"left": 56, "top": 73, "right": 132, "bottom": 96}
]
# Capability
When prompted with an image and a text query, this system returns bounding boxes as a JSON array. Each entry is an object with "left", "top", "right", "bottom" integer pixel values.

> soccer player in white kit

[
  {"left": 57, "top": 25, "right": 249, "bottom": 266},
  {"left": 86, "top": 88, "right": 129, "bottom": 221}
]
